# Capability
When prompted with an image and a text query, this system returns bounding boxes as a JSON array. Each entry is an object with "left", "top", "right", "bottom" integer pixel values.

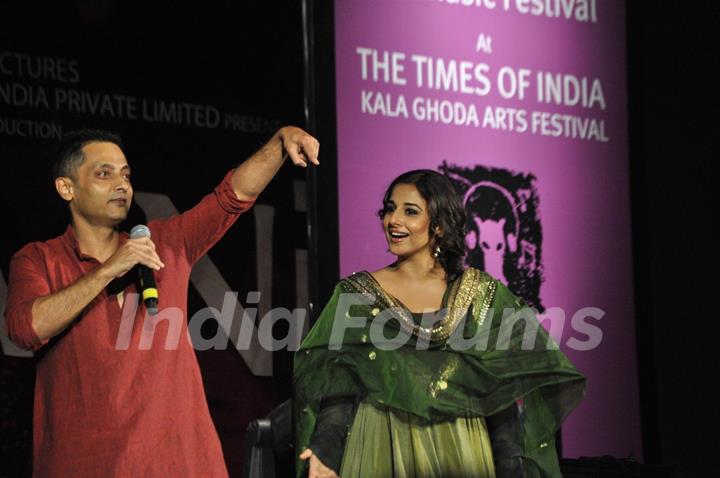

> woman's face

[{"left": 383, "top": 183, "right": 433, "bottom": 259}]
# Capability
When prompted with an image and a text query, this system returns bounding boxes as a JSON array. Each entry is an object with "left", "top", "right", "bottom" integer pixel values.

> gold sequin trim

[
  {"left": 472, "top": 279, "right": 497, "bottom": 328},
  {"left": 343, "top": 268, "right": 493, "bottom": 343}
]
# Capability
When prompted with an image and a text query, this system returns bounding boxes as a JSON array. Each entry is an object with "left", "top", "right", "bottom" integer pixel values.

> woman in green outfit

[{"left": 294, "top": 170, "right": 586, "bottom": 478}]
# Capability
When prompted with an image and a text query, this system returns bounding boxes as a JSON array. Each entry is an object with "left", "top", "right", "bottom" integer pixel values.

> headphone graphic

[{"left": 462, "top": 181, "right": 520, "bottom": 253}]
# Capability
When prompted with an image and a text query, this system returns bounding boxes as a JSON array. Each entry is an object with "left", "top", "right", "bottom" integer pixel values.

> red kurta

[{"left": 5, "top": 171, "right": 253, "bottom": 477}]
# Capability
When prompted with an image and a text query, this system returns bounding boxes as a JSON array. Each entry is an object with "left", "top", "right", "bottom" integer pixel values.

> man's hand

[
  {"left": 279, "top": 126, "right": 320, "bottom": 168},
  {"left": 24, "top": 236, "right": 164, "bottom": 344},
  {"left": 231, "top": 126, "right": 320, "bottom": 201},
  {"left": 100, "top": 236, "right": 165, "bottom": 280},
  {"left": 299, "top": 448, "right": 339, "bottom": 478}
]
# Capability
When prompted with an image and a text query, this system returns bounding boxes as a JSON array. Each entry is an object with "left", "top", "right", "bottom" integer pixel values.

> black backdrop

[{"left": 627, "top": 1, "right": 717, "bottom": 476}]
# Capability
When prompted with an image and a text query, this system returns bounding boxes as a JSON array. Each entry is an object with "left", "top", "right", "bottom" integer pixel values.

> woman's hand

[{"left": 299, "top": 448, "right": 339, "bottom": 478}]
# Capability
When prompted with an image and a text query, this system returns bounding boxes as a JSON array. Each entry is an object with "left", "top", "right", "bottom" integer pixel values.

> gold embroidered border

[
  {"left": 342, "top": 268, "right": 494, "bottom": 343},
  {"left": 471, "top": 279, "right": 497, "bottom": 328}
]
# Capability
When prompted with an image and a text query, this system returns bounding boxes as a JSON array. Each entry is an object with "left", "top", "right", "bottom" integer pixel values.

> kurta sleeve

[
  {"left": 153, "top": 169, "right": 254, "bottom": 265},
  {"left": 294, "top": 283, "right": 364, "bottom": 477},
  {"left": 4, "top": 245, "right": 51, "bottom": 351},
  {"left": 307, "top": 396, "right": 356, "bottom": 474}
]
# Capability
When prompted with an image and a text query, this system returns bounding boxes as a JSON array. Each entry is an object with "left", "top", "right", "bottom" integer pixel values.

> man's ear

[{"left": 55, "top": 177, "right": 74, "bottom": 202}]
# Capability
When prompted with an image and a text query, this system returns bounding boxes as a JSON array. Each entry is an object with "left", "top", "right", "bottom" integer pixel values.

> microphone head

[
  {"left": 146, "top": 298, "right": 159, "bottom": 316},
  {"left": 130, "top": 224, "right": 151, "bottom": 239}
]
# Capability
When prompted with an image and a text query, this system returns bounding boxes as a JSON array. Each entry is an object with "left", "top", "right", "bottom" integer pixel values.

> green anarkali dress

[{"left": 294, "top": 268, "right": 586, "bottom": 477}]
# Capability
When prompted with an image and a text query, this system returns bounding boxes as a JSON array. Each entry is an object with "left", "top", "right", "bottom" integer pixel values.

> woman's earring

[{"left": 433, "top": 245, "right": 441, "bottom": 259}]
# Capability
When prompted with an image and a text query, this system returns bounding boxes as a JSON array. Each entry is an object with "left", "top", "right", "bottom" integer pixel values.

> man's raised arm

[{"left": 231, "top": 126, "right": 320, "bottom": 201}]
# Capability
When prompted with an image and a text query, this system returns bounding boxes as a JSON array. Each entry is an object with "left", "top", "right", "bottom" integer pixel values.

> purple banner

[{"left": 335, "top": 0, "right": 640, "bottom": 459}]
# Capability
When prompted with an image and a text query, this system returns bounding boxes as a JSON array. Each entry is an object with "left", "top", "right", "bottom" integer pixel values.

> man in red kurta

[{"left": 5, "top": 127, "right": 319, "bottom": 477}]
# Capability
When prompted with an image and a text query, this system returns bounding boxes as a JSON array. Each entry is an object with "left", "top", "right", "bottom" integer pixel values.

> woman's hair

[{"left": 378, "top": 169, "right": 467, "bottom": 281}]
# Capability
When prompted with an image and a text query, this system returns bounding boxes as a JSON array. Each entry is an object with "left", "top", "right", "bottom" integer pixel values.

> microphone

[{"left": 130, "top": 224, "right": 159, "bottom": 315}]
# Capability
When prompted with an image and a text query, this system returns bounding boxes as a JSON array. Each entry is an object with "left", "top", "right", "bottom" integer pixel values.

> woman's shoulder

[
  {"left": 338, "top": 266, "right": 395, "bottom": 287},
  {"left": 453, "top": 266, "right": 497, "bottom": 284},
  {"left": 448, "top": 268, "right": 510, "bottom": 306},
  {"left": 335, "top": 269, "right": 376, "bottom": 293},
  {"left": 459, "top": 269, "right": 525, "bottom": 307}
]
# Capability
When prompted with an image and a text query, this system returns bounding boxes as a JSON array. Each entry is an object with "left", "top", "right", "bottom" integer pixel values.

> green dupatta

[{"left": 294, "top": 268, "right": 586, "bottom": 477}]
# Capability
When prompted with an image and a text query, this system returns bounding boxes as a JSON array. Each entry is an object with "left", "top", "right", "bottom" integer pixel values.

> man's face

[{"left": 63, "top": 141, "right": 133, "bottom": 227}]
